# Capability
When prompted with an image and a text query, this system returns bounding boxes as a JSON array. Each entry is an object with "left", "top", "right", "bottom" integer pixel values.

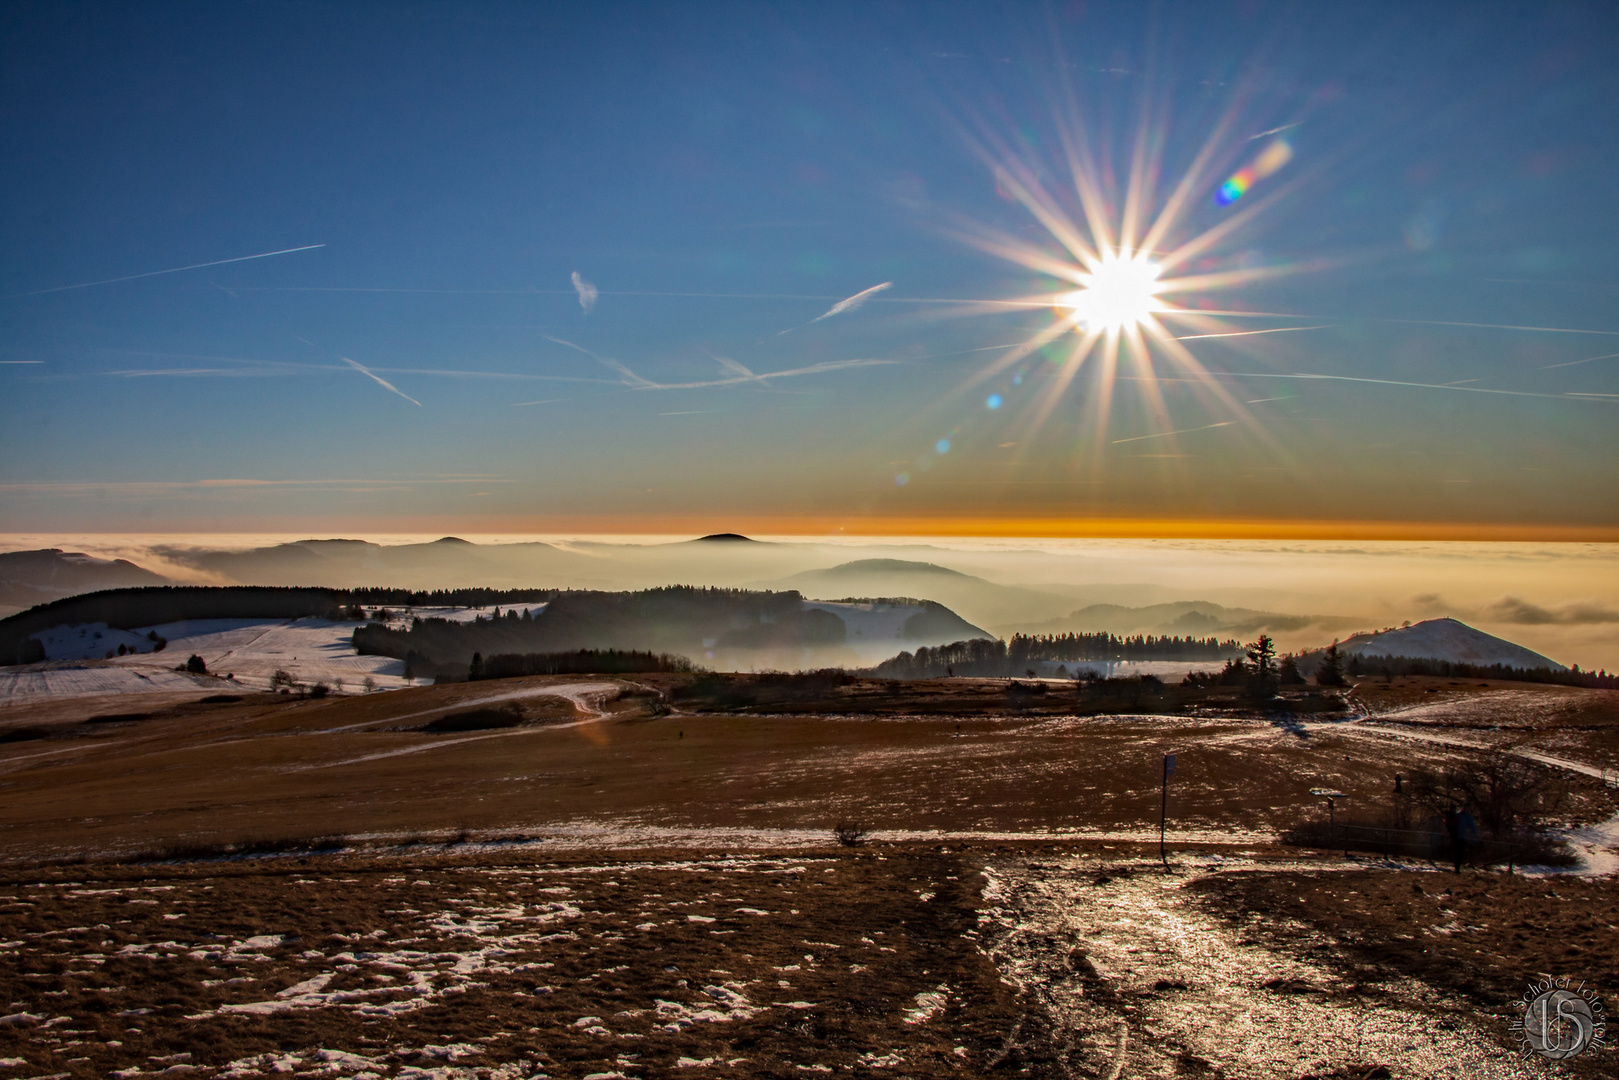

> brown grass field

[{"left": 0, "top": 673, "right": 1615, "bottom": 1077}]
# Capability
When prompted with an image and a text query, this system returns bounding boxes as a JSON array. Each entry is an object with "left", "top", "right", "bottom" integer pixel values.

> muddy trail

[{"left": 977, "top": 853, "right": 1610, "bottom": 1079}]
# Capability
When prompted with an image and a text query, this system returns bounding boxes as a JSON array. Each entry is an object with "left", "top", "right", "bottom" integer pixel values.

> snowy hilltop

[{"left": 1337, "top": 616, "right": 1564, "bottom": 672}]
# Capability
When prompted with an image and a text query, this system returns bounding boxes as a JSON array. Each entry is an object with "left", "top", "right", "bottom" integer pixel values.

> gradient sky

[{"left": 2, "top": 1, "right": 1617, "bottom": 538}]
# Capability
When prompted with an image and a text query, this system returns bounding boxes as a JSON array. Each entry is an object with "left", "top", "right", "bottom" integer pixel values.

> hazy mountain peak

[
  {"left": 815, "top": 559, "right": 973, "bottom": 578},
  {"left": 290, "top": 539, "right": 377, "bottom": 550}
]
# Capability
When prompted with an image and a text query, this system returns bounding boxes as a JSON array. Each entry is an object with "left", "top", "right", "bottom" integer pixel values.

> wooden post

[{"left": 1160, "top": 753, "right": 1175, "bottom": 869}]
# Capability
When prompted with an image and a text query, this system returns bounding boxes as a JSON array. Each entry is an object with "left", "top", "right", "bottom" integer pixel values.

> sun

[
  {"left": 934, "top": 104, "right": 1314, "bottom": 457},
  {"left": 1057, "top": 252, "right": 1165, "bottom": 332}
]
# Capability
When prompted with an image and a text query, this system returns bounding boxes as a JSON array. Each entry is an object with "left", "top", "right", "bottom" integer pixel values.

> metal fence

[{"left": 1284, "top": 820, "right": 1557, "bottom": 871}]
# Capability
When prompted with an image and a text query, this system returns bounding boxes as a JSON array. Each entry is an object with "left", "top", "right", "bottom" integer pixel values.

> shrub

[{"left": 833, "top": 821, "right": 868, "bottom": 847}]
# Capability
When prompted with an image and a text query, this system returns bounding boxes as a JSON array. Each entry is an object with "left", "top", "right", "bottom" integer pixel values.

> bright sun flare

[
  {"left": 943, "top": 104, "right": 1311, "bottom": 456},
  {"left": 1058, "top": 253, "right": 1165, "bottom": 331}
]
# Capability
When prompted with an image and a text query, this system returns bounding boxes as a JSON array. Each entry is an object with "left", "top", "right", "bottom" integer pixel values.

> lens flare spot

[
  {"left": 894, "top": 472, "right": 910, "bottom": 486},
  {"left": 986, "top": 394, "right": 1003, "bottom": 409},
  {"left": 1215, "top": 138, "right": 1293, "bottom": 206},
  {"left": 935, "top": 438, "right": 951, "bottom": 454}
]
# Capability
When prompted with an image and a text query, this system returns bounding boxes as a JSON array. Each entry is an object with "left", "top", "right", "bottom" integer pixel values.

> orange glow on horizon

[{"left": 108, "top": 514, "right": 1618, "bottom": 544}]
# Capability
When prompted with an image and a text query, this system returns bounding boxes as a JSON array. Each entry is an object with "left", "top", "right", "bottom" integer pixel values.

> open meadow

[{"left": 0, "top": 674, "right": 1616, "bottom": 1076}]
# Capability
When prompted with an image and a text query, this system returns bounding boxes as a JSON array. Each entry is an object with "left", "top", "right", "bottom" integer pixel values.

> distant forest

[
  {"left": 1007, "top": 633, "right": 1239, "bottom": 663},
  {"left": 871, "top": 633, "right": 1239, "bottom": 680},
  {"left": 1341, "top": 652, "right": 1618, "bottom": 689},
  {"left": 354, "top": 587, "right": 847, "bottom": 672},
  {"left": 474, "top": 649, "right": 697, "bottom": 680},
  {"left": 0, "top": 584, "right": 830, "bottom": 667}
]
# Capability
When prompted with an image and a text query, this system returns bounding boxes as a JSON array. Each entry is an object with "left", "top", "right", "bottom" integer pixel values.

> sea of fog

[{"left": 3, "top": 533, "right": 1616, "bottom": 670}]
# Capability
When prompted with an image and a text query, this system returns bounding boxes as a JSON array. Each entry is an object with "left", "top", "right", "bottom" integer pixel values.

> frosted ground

[
  {"left": 1, "top": 845, "right": 1606, "bottom": 1078},
  {"left": 0, "top": 672, "right": 1615, "bottom": 1076}
]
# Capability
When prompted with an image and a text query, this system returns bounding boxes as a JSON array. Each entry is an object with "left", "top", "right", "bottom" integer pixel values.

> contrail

[
  {"left": 1178, "top": 309, "right": 1619, "bottom": 336},
  {"left": 811, "top": 281, "right": 893, "bottom": 322},
  {"left": 342, "top": 357, "right": 422, "bottom": 406},
  {"left": 1112, "top": 420, "right": 1237, "bottom": 444},
  {"left": 1234, "top": 371, "right": 1617, "bottom": 401},
  {"left": 17, "top": 244, "right": 326, "bottom": 296},
  {"left": 542, "top": 335, "right": 658, "bottom": 388},
  {"left": 709, "top": 352, "right": 763, "bottom": 382},
  {"left": 542, "top": 335, "right": 898, "bottom": 390},
  {"left": 1174, "top": 326, "right": 1330, "bottom": 340},
  {"left": 1541, "top": 351, "right": 1619, "bottom": 370},
  {"left": 1248, "top": 123, "right": 1301, "bottom": 140}
]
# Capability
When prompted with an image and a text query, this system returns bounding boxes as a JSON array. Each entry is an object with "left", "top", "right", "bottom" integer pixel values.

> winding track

[{"left": 302, "top": 681, "right": 623, "bottom": 770}]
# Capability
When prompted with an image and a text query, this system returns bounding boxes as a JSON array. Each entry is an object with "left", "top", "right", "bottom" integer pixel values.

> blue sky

[{"left": 2, "top": 1, "right": 1616, "bottom": 536}]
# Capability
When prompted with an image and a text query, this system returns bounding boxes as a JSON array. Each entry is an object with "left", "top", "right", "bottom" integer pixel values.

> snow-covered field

[
  {"left": 0, "top": 663, "right": 221, "bottom": 703},
  {"left": 8, "top": 620, "right": 414, "bottom": 703},
  {"left": 5, "top": 606, "right": 536, "bottom": 704}
]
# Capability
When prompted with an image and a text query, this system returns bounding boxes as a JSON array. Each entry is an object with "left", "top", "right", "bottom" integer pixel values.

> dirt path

[
  {"left": 316, "top": 679, "right": 622, "bottom": 733},
  {"left": 980, "top": 855, "right": 1542, "bottom": 1079},
  {"left": 302, "top": 681, "right": 623, "bottom": 769}
]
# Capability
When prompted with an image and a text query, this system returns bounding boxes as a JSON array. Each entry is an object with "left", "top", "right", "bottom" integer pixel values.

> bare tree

[
  {"left": 832, "top": 821, "right": 869, "bottom": 847},
  {"left": 1407, "top": 753, "right": 1566, "bottom": 838}
]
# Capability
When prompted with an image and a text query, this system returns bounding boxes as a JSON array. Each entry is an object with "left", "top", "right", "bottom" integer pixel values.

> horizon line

[{"left": 3, "top": 517, "right": 1616, "bottom": 544}]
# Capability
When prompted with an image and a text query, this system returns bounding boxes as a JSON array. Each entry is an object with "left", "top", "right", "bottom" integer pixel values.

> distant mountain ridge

[
  {"left": 1013, "top": 599, "right": 1347, "bottom": 640},
  {"left": 352, "top": 587, "right": 989, "bottom": 675},
  {"left": 0, "top": 548, "right": 170, "bottom": 613},
  {"left": 0, "top": 583, "right": 989, "bottom": 672},
  {"left": 770, "top": 559, "right": 1072, "bottom": 628}
]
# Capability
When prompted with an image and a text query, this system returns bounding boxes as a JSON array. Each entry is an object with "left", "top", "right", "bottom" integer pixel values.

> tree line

[
  {"left": 870, "top": 633, "right": 1237, "bottom": 680},
  {"left": 470, "top": 649, "right": 696, "bottom": 680},
  {"left": 1007, "top": 632, "right": 1239, "bottom": 664},
  {"left": 1336, "top": 652, "right": 1617, "bottom": 689}
]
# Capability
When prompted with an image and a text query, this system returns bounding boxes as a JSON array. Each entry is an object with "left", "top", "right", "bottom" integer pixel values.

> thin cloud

[
  {"left": 342, "top": 357, "right": 422, "bottom": 406},
  {"left": 811, "top": 281, "right": 893, "bottom": 322},
  {"left": 1484, "top": 596, "right": 1619, "bottom": 625},
  {"left": 571, "top": 271, "right": 598, "bottom": 313},
  {"left": 0, "top": 476, "right": 500, "bottom": 497},
  {"left": 15, "top": 244, "right": 325, "bottom": 297}
]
